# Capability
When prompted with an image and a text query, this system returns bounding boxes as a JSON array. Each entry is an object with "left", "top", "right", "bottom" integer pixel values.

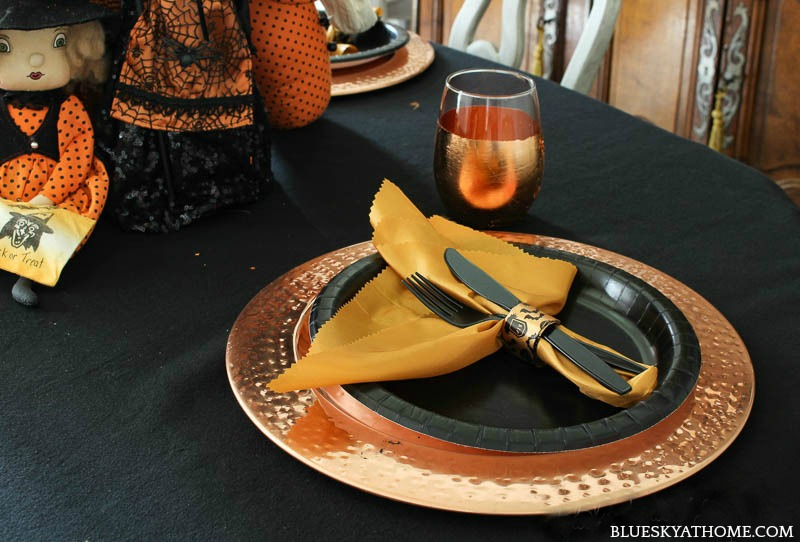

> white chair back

[
  {"left": 448, "top": 0, "right": 527, "bottom": 69},
  {"left": 447, "top": 0, "right": 622, "bottom": 94}
]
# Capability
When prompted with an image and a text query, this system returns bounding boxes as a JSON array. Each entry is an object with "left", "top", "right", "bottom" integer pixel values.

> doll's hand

[{"left": 28, "top": 195, "right": 55, "bottom": 207}]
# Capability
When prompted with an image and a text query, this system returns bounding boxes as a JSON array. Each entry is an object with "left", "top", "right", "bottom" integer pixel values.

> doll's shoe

[{"left": 12, "top": 277, "right": 38, "bottom": 307}]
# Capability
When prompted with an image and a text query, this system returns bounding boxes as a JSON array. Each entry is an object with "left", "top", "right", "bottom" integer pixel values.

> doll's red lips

[{"left": 28, "top": 72, "right": 44, "bottom": 80}]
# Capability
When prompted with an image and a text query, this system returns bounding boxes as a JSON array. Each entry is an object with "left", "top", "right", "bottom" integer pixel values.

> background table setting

[
  {"left": 330, "top": 24, "right": 435, "bottom": 96},
  {"left": 2, "top": 34, "right": 798, "bottom": 542}
]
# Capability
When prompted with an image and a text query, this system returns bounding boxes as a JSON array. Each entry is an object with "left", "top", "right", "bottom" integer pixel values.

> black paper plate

[
  {"left": 330, "top": 21, "right": 410, "bottom": 70},
  {"left": 309, "top": 245, "right": 701, "bottom": 453}
]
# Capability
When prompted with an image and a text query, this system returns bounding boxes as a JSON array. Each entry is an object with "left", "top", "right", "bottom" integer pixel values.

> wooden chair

[
  {"left": 776, "top": 178, "right": 800, "bottom": 206},
  {"left": 447, "top": 0, "right": 622, "bottom": 94}
]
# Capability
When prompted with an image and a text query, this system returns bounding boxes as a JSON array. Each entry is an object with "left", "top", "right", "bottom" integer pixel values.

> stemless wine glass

[{"left": 434, "top": 68, "right": 544, "bottom": 228}]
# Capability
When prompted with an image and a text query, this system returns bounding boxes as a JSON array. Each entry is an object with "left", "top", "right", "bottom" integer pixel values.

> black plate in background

[
  {"left": 330, "top": 21, "right": 410, "bottom": 68},
  {"left": 309, "top": 245, "right": 701, "bottom": 453}
]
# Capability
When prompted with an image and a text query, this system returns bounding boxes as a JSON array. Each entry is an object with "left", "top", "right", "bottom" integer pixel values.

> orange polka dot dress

[
  {"left": 0, "top": 94, "right": 109, "bottom": 224},
  {"left": 249, "top": 0, "right": 332, "bottom": 129}
]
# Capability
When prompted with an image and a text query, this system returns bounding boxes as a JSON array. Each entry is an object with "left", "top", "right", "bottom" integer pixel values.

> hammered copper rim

[
  {"left": 331, "top": 32, "right": 435, "bottom": 96},
  {"left": 226, "top": 235, "right": 754, "bottom": 515}
]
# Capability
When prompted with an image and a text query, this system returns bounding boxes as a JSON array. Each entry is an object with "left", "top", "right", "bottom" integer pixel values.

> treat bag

[
  {"left": 98, "top": 0, "right": 271, "bottom": 233},
  {"left": 0, "top": 200, "right": 96, "bottom": 286}
]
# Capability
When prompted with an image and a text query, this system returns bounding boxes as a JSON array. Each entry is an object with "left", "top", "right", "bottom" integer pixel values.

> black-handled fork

[{"left": 402, "top": 272, "right": 503, "bottom": 327}]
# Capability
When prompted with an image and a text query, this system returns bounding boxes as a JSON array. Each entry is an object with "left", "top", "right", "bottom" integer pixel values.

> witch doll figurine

[{"left": 0, "top": 0, "right": 110, "bottom": 306}]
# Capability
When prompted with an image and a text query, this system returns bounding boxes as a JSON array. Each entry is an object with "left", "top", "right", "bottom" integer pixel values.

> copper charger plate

[
  {"left": 331, "top": 32, "right": 435, "bottom": 96},
  {"left": 226, "top": 234, "right": 754, "bottom": 515}
]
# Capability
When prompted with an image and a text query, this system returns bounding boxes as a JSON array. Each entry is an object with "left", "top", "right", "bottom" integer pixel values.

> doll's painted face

[{"left": 0, "top": 27, "right": 71, "bottom": 91}]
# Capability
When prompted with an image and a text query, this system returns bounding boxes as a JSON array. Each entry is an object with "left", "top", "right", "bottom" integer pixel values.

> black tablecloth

[{"left": 2, "top": 45, "right": 798, "bottom": 540}]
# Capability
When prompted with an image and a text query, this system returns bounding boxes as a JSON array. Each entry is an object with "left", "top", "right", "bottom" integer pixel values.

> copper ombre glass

[{"left": 434, "top": 69, "right": 544, "bottom": 228}]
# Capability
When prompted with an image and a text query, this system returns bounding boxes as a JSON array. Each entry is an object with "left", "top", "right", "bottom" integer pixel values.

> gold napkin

[{"left": 269, "top": 180, "right": 657, "bottom": 407}]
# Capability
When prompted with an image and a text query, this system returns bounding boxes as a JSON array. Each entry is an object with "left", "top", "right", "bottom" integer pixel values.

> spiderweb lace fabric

[
  {"left": 98, "top": 0, "right": 271, "bottom": 233},
  {"left": 111, "top": 0, "right": 253, "bottom": 131}
]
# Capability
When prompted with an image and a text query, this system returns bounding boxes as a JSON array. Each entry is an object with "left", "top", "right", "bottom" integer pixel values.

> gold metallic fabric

[{"left": 267, "top": 180, "right": 656, "bottom": 407}]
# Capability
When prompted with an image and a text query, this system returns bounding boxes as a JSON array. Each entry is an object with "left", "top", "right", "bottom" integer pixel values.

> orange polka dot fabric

[
  {"left": 249, "top": 0, "right": 332, "bottom": 129},
  {"left": 2, "top": 96, "right": 109, "bottom": 221}
]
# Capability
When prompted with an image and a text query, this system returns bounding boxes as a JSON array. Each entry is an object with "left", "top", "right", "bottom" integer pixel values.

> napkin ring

[{"left": 500, "top": 304, "right": 560, "bottom": 363}]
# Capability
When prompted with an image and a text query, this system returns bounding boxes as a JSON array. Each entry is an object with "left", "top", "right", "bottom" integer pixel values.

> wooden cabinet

[
  {"left": 744, "top": 1, "right": 800, "bottom": 181},
  {"left": 415, "top": 0, "right": 800, "bottom": 185}
]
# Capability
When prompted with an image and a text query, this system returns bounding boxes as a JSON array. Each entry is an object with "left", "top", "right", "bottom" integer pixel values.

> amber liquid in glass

[{"left": 434, "top": 106, "right": 544, "bottom": 228}]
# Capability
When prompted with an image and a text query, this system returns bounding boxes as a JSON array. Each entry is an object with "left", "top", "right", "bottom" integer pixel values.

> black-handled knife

[{"left": 444, "top": 248, "right": 633, "bottom": 395}]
